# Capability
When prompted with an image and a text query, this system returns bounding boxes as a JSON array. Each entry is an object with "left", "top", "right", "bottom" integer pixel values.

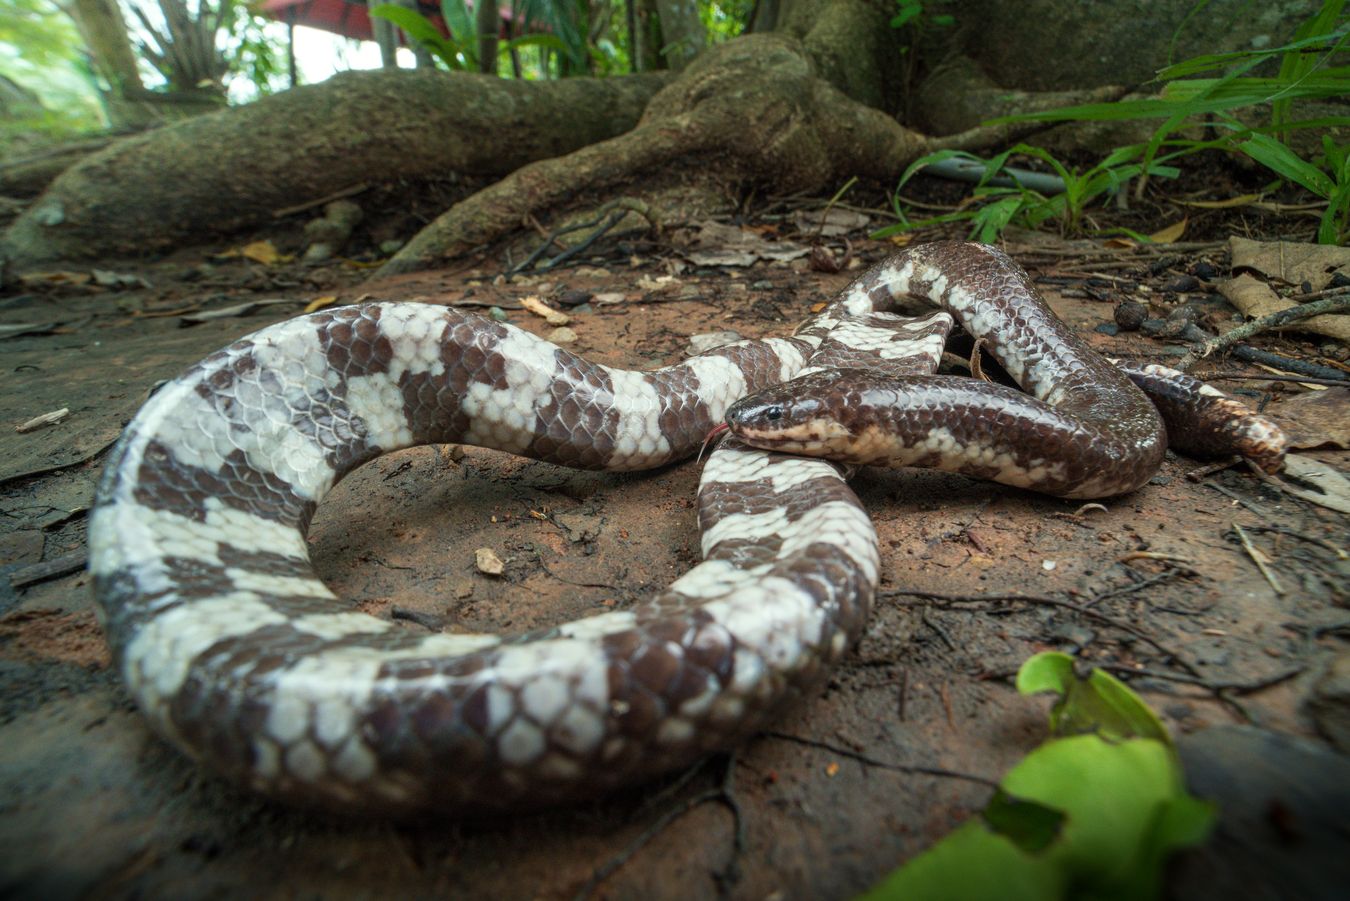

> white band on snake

[{"left": 89, "top": 242, "right": 1285, "bottom": 812}]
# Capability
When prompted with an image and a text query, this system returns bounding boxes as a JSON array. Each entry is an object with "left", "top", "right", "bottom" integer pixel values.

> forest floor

[{"left": 1, "top": 173, "right": 1348, "bottom": 900}]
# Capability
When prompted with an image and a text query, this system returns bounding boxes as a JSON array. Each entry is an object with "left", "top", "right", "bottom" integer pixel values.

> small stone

[
  {"left": 1165, "top": 275, "right": 1201, "bottom": 293},
  {"left": 1192, "top": 261, "right": 1219, "bottom": 280},
  {"left": 475, "top": 548, "right": 504, "bottom": 576},
  {"left": 751, "top": 280, "right": 774, "bottom": 290},
  {"left": 556, "top": 289, "right": 593, "bottom": 307},
  {"left": 1114, "top": 300, "right": 1147, "bottom": 331},
  {"left": 546, "top": 327, "right": 577, "bottom": 344},
  {"left": 488, "top": 306, "right": 509, "bottom": 322},
  {"left": 1095, "top": 322, "right": 1120, "bottom": 336}
]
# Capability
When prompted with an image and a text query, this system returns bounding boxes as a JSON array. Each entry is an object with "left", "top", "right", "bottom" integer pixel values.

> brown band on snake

[
  {"left": 88, "top": 241, "right": 1284, "bottom": 813},
  {"left": 727, "top": 243, "right": 1285, "bottom": 497}
]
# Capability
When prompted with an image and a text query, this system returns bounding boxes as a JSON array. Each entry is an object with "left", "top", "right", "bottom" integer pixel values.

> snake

[{"left": 88, "top": 241, "right": 1285, "bottom": 813}]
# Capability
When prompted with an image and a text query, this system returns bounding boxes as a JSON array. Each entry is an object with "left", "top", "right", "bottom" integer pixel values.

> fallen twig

[
  {"left": 573, "top": 754, "right": 742, "bottom": 901},
  {"left": 1176, "top": 295, "right": 1350, "bottom": 370},
  {"left": 15, "top": 408, "right": 70, "bottom": 433},
  {"left": 761, "top": 731, "right": 998, "bottom": 789},
  {"left": 1232, "top": 523, "right": 1284, "bottom": 595}
]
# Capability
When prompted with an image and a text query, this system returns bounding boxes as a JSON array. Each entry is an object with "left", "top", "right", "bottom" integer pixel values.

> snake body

[{"left": 89, "top": 242, "right": 1284, "bottom": 812}]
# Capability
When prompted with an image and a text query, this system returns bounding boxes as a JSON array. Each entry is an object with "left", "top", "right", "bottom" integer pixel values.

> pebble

[
  {"left": 1114, "top": 300, "right": 1148, "bottom": 331},
  {"left": 488, "top": 306, "right": 509, "bottom": 322},
  {"left": 547, "top": 327, "right": 577, "bottom": 344}
]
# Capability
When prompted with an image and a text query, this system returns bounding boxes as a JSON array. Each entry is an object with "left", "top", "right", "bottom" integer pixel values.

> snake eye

[{"left": 765, "top": 405, "right": 783, "bottom": 422}]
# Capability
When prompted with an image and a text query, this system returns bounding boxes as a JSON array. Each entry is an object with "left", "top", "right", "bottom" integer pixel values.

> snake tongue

[{"left": 698, "top": 422, "right": 730, "bottom": 462}]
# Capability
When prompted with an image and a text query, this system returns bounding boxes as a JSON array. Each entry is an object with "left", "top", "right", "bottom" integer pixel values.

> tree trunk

[
  {"left": 476, "top": 0, "right": 501, "bottom": 75},
  {"left": 654, "top": 0, "right": 707, "bottom": 70},
  {"left": 1, "top": 70, "right": 669, "bottom": 266},
  {"left": 64, "top": 0, "right": 153, "bottom": 128},
  {"left": 2, "top": 0, "right": 1253, "bottom": 271},
  {"left": 368, "top": 0, "right": 399, "bottom": 68}
]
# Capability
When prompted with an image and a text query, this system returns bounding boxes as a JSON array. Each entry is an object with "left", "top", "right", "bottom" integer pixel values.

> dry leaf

[
  {"left": 1272, "top": 456, "right": 1350, "bottom": 515},
  {"left": 303, "top": 295, "right": 339, "bottom": 313},
  {"left": 1178, "top": 194, "right": 1262, "bottom": 209},
  {"left": 241, "top": 240, "right": 285, "bottom": 265},
  {"left": 1229, "top": 237, "right": 1350, "bottom": 291},
  {"left": 1271, "top": 390, "right": 1350, "bottom": 450},
  {"left": 1103, "top": 237, "right": 1137, "bottom": 249},
  {"left": 1148, "top": 218, "right": 1188, "bottom": 243},
  {"left": 791, "top": 208, "right": 870, "bottom": 236},
  {"left": 1218, "top": 273, "right": 1350, "bottom": 342}
]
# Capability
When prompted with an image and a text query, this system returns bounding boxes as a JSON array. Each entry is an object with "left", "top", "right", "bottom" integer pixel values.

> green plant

[
  {"left": 888, "top": 0, "right": 954, "bottom": 112},
  {"left": 984, "top": 0, "right": 1350, "bottom": 243},
  {"left": 860, "top": 653, "right": 1214, "bottom": 901},
  {"left": 370, "top": 1, "right": 567, "bottom": 74},
  {"left": 875, "top": 143, "right": 1181, "bottom": 242}
]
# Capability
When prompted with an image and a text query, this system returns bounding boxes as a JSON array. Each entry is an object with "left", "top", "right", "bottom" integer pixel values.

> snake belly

[{"left": 88, "top": 277, "right": 954, "bottom": 811}]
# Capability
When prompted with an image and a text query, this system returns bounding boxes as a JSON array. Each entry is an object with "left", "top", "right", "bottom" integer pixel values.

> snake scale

[{"left": 89, "top": 241, "right": 1285, "bottom": 812}]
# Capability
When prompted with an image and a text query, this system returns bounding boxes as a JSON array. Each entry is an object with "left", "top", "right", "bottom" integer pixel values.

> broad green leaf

[
  {"left": 1016, "top": 652, "right": 1169, "bottom": 743},
  {"left": 863, "top": 736, "right": 1214, "bottom": 900},
  {"left": 438, "top": 0, "right": 476, "bottom": 44},
  {"left": 859, "top": 818, "right": 1064, "bottom": 901},
  {"left": 983, "top": 788, "right": 1066, "bottom": 852},
  {"left": 1002, "top": 736, "right": 1215, "bottom": 899}
]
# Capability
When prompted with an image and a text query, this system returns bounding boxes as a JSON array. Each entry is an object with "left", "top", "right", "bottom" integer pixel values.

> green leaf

[
  {"left": 438, "top": 0, "right": 476, "bottom": 45},
  {"left": 1002, "top": 736, "right": 1215, "bottom": 899},
  {"left": 983, "top": 788, "right": 1066, "bottom": 853},
  {"left": 889, "top": 8, "right": 921, "bottom": 28},
  {"left": 1238, "top": 133, "right": 1337, "bottom": 198},
  {"left": 1016, "top": 652, "right": 1170, "bottom": 743},
  {"left": 862, "top": 735, "right": 1215, "bottom": 900},
  {"left": 859, "top": 818, "right": 1065, "bottom": 901},
  {"left": 502, "top": 33, "right": 570, "bottom": 55}
]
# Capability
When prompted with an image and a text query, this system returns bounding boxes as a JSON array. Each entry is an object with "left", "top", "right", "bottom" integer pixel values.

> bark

[
  {"left": 476, "top": 0, "right": 500, "bottom": 74},
  {"left": 0, "top": 70, "right": 669, "bottom": 267},
  {"left": 368, "top": 0, "right": 398, "bottom": 68},
  {"left": 65, "top": 0, "right": 153, "bottom": 128},
  {"left": 654, "top": 0, "right": 707, "bottom": 70},
  {"left": 4, "top": 0, "right": 1288, "bottom": 273}
]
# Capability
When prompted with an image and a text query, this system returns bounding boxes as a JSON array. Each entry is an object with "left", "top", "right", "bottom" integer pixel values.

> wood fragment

[
  {"left": 519, "top": 295, "right": 570, "bottom": 325},
  {"left": 1176, "top": 292, "right": 1350, "bottom": 370},
  {"left": 15, "top": 408, "right": 70, "bottom": 433},
  {"left": 1232, "top": 523, "right": 1284, "bottom": 595},
  {"left": 9, "top": 551, "right": 87, "bottom": 589},
  {"left": 475, "top": 547, "right": 505, "bottom": 576}
]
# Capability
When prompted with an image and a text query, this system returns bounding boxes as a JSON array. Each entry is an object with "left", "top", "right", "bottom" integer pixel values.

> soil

[{"left": 1, "top": 188, "right": 1347, "bottom": 900}]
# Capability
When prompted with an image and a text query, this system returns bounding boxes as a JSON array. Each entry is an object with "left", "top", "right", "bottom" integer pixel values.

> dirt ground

[{"left": 1, "top": 222, "right": 1347, "bottom": 900}]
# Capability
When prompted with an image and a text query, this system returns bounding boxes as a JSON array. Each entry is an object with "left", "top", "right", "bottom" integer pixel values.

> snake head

[{"left": 724, "top": 370, "right": 852, "bottom": 454}]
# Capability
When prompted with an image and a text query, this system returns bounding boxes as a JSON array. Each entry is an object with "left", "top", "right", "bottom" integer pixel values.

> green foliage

[
  {"left": 888, "top": 0, "right": 954, "bottom": 109},
  {"left": 0, "top": 0, "right": 104, "bottom": 142},
  {"left": 888, "top": 0, "right": 954, "bottom": 31},
  {"left": 980, "top": 0, "right": 1350, "bottom": 244},
  {"left": 371, "top": 1, "right": 567, "bottom": 74},
  {"left": 861, "top": 653, "right": 1214, "bottom": 901},
  {"left": 223, "top": 2, "right": 287, "bottom": 97},
  {"left": 875, "top": 143, "right": 1181, "bottom": 242}
]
